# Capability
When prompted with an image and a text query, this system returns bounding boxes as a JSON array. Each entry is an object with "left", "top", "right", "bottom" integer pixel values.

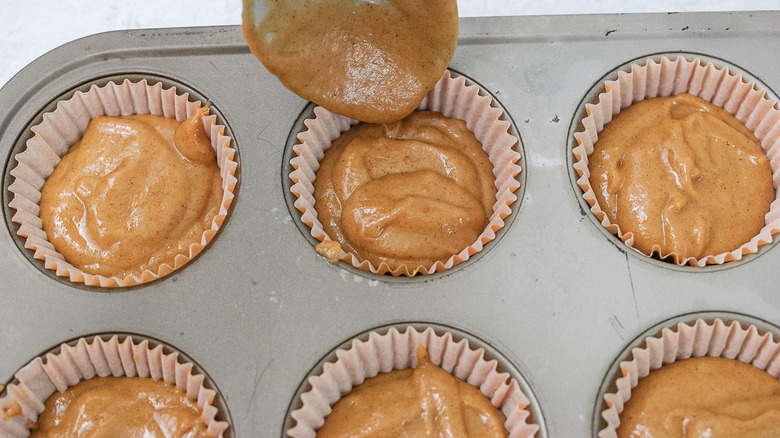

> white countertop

[{"left": 1, "top": 0, "right": 778, "bottom": 89}]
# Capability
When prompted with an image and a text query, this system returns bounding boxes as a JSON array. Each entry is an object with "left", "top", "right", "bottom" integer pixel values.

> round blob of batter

[
  {"left": 40, "top": 109, "right": 223, "bottom": 278},
  {"left": 317, "top": 344, "right": 508, "bottom": 437},
  {"left": 617, "top": 356, "right": 780, "bottom": 437},
  {"left": 313, "top": 110, "right": 496, "bottom": 272},
  {"left": 588, "top": 93, "right": 774, "bottom": 261},
  {"left": 242, "top": 0, "right": 458, "bottom": 124},
  {"left": 31, "top": 376, "right": 209, "bottom": 437}
]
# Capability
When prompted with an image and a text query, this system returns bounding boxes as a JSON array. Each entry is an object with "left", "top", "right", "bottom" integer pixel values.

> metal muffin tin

[{"left": 2, "top": 10, "right": 780, "bottom": 437}]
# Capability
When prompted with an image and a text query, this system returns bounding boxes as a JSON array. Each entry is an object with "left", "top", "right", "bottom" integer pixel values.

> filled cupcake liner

[
  {"left": 287, "top": 326, "right": 539, "bottom": 438},
  {"left": 289, "top": 70, "right": 522, "bottom": 276},
  {"left": 598, "top": 317, "right": 780, "bottom": 437},
  {"left": 0, "top": 335, "right": 229, "bottom": 437},
  {"left": 572, "top": 55, "right": 780, "bottom": 266},
  {"left": 7, "top": 79, "right": 238, "bottom": 287}
]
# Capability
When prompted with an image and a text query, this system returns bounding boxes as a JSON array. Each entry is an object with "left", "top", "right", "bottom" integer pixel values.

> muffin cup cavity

[
  {"left": 0, "top": 334, "right": 231, "bottom": 437},
  {"left": 572, "top": 55, "right": 780, "bottom": 266},
  {"left": 286, "top": 325, "right": 540, "bottom": 438},
  {"left": 7, "top": 79, "right": 238, "bottom": 287},
  {"left": 597, "top": 316, "right": 780, "bottom": 438},
  {"left": 289, "top": 70, "right": 522, "bottom": 276}
]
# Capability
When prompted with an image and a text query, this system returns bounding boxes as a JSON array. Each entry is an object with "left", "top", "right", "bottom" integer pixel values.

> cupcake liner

[
  {"left": 287, "top": 326, "right": 539, "bottom": 438},
  {"left": 598, "top": 317, "right": 780, "bottom": 437},
  {"left": 572, "top": 55, "right": 780, "bottom": 266},
  {"left": 289, "top": 70, "right": 522, "bottom": 276},
  {"left": 7, "top": 79, "right": 238, "bottom": 287},
  {"left": 0, "top": 335, "right": 229, "bottom": 437}
]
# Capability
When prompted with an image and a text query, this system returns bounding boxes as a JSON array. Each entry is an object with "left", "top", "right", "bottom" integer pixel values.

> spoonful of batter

[{"left": 242, "top": 0, "right": 459, "bottom": 123}]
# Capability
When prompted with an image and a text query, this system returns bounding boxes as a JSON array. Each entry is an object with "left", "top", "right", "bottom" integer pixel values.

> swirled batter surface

[
  {"left": 318, "top": 345, "right": 507, "bottom": 437},
  {"left": 31, "top": 377, "right": 209, "bottom": 438},
  {"left": 588, "top": 93, "right": 774, "bottom": 260},
  {"left": 313, "top": 111, "right": 496, "bottom": 271},
  {"left": 242, "top": 0, "right": 458, "bottom": 123},
  {"left": 40, "top": 109, "right": 222, "bottom": 277},
  {"left": 618, "top": 357, "right": 780, "bottom": 437}
]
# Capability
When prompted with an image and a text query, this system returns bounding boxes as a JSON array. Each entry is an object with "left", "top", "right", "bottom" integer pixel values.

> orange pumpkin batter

[
  {"left": 313, "top": 111, "right": 495, "bottom": 271},
  {"left": 318, "top": 345, "right": 507, "bottom": 437},
  {"left": 31, "top": 376, "right": 209, "bottom": 437},
  {"left": 589, "top": 93, "right": 774, "bottom": 260},
  {"left": 39, "top": 109, "right": 222, "bottom": 278},
  {"left": 618, "top": 357, "right": 780, "bottom": 437}
]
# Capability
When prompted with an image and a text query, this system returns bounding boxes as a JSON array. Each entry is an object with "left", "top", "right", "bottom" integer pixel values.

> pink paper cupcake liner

[
  {"left": 289, "top": 70, "right": 522, "bottom": 276},
  {"left": 7, "top": 79, "right": 238, "bottom": 287},
  {"left": 0, "top": 334, "right": 229, "bottom": 437},
  {"left": 573, "top": 55, "right": 780, "bottom": 266},
  {"left": 287, "top": 325, "right": 539, "bottom": 438},
  {"left": 598, "top": 317, "right": 780, "bottom": 437}
]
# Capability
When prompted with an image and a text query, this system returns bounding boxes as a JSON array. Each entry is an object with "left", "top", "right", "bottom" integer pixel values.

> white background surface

[{"left": 1, "top": 0, "right": 778, "bottom": 89}]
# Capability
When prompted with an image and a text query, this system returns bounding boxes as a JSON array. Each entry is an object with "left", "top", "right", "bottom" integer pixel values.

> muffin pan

[{"left": 2, "top": 10, "right": 780, "bottom": 437}]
